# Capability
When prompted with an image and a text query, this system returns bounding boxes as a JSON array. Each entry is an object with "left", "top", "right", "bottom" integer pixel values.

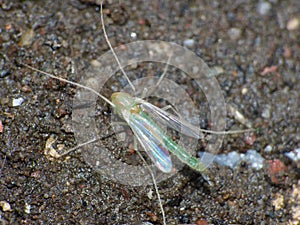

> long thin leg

[
  {"left": 141, "top": 52, "right": 173, "bottom": 99},
  {"left": 133, "top": 137, "right": 167, "bottom": 225}
]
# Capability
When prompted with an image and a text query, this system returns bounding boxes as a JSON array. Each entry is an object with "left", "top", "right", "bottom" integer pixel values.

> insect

[{"left": 19, "top": 1, "right": 253, "bottom": 223}]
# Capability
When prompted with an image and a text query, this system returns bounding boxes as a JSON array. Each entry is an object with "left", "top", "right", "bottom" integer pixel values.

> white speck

[
  {"left": 262, "top": 105, "right": 271, "bottom": 119},
  {"left": 241, "top": 87, "right": 248, "bottom": 95},
  {"left": 130, "top": 32, "right": 137, "bottom": 39},
  {"left": 183, "top": 39, "right": 195, "bottom": 48},
  {"left": 287, "top": 18, "right": 299, "bottom": 31},
  {"left": 147, "top": 189, "right": 153, "bottom": 199},
  {"left": 24, "top": 202, "right": 31, "bottom": 214},
  {"left": 257, "top": 1, "right": 272, "bottom": 15},
  {"left": 264, "top": 145, "right": 273, "bottom": 152},
  {"left": 285, "top": 148, "right": 300, "bottom": 162},
  {"left": 228, "top": 27, "right": 242, "bottom": 40},
  {"left": 12, "top": 97, "right": 24, "bottom": 107}
]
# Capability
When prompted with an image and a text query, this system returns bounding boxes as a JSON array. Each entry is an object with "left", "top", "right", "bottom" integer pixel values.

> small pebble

[
  {"left": 285, "top": 148, "right": 300, "bottom": 162},
  {"left": 183, "top": 39, "right": 195, "bottom": 48},
  {"left": 90, "top": 59, "right": 101, "bottom": 67},
  {"left": 241, "top": 87, "right": 248, "bottom": 95},
  {"left": 272, "top": 193, "right": 284, "bottom": 210},
  {"left": 287, "top": 17, "right": 299, "bottom": 31},
  {"left": 257, "top": 1, "right": 272, "bottom": 15},
  {"left": 0, "top": 201, "right": 12, "bottom": 212},
  {"left": 264, "top": 145, "right": 273, "bottom": 153},
  {"left": 0, "top": 69, "right": 10, "bottom": 78},
  {"left": 217, "top": 151, "right": 241, "bottom": 168},
  {"left": 12, "top": 97, "right": 24, "bottom": 107},
  {"left": 19, "top": 28, "right": 35, "bottom": 46},
  {"left": 130, "top": 32, "right": 137, "bottom": 39},
  {"left": 0, "top": 120, "right": 3, "bottom": 133},
  {"left": 227, "top": 27, "right": 242, "bottom": 40},
  {"left": 196, "top": 219, "right": 209, "bottom": 225},
  {"left": 262, "top": 105, "right": 271, "bottom": 119},
  {"left": 211, "top": 66, "right": 224, "bottom": 76},
  {"left": 24, "top": 202, "right": 31, "bottom": 214},
  {"left": 242, "top": 150, "right": 264, "bottom": 170},
  {"left": 200, "top": 149, "right": 264, "bottom": 170},
  {"left": 266, "top": 159, "right": 287, "bottom": 184}
]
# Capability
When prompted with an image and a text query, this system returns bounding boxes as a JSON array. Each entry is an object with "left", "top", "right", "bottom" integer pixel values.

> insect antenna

[
  {"left": 99, "top": 0, "right": 136, "bottom": 93},
  {"left": 19, "top": 62, "right": 115, "bottom": 107}
]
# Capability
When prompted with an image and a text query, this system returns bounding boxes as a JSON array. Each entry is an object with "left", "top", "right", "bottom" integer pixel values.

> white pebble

[
  {"left": 214, "top": 151, "right": 241, "bottom": 169},
  {"left": 244, "top": 150, "right": 264, "bottom": 170},
  {"left": 241, "top": 87, "right": 248, "bottom": 95},
  {"left": 257, "top": 1, "right": 272, "bottom": 15},
  {"left": 285, "top": 148, "right": 300, "bottom": 162},
  {"left": 228, "top": 27, "right": 242, "bottom": 40},
  {"left": 183, "top": 39, "right": 195, "bottom": 48},
  {"left": 287, "top": 18, "right": 299, "bottom": 31},
  {"left": 0, "top": 201, "right": 12, "bottom": 212},
  {"left": 200, "top": 149, "right": 264, "bottom": 170},
  {"left": 130, "top": 32, "right": 137, "bottom": 39},
  {"left": 264, "top": 145, "right": 273, "bottom": 152},
  {"left": 24, "top": 202, "right": 31, "bottom": 214},
  {"left": 262, "top": 105, "right": 271, "bottom": 119},
  {"left": 12, "top": 97, "right": 24, "bottom": 107}
]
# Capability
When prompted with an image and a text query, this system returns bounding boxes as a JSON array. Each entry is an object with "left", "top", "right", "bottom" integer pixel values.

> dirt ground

[{"left": 1, "top": 0, "right": 300, "bottom": 224}]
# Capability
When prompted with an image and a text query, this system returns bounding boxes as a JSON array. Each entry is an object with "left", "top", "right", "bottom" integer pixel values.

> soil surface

[{"left": 1, "top": 0, "right": 299, "bottom": 224}]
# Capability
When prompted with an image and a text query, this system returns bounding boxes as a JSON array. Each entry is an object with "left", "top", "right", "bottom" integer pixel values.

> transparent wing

[
  {"left": 128, "top": 112, "right": 173, "bottom": 173},
  {"left": 137, "top": 100, "right": 204, "bottom": 139}
]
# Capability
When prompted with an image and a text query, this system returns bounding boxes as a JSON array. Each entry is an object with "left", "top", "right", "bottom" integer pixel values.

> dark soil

[{"left": 1, "top": 0, "right": 299, "bottom": 224}]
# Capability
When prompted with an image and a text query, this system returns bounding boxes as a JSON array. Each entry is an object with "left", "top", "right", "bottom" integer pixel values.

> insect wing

[
  {"left": 128, "top": 112, "right": 173, "bottom": 173},
  {"left": 138, "top": 100, "right": 204, "bottom": 139}
]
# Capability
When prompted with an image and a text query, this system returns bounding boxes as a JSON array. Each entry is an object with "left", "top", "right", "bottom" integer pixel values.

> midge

[
  {"left": 19, "top": 1, "right": 253, "bottom": 223},
  {"left": 20, "top": 2, "right": 252, "bottom": 174}
]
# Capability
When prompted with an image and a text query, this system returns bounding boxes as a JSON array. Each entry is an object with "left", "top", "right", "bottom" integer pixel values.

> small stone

[
  {"left": 196, "top": 219, "right": 209, "bottom": 225},
  {"left": 287, "top": 17, "right": 299, "bottom": 31},
  {"left": 130, "top": 32, "right": 137, "bottom": 39},
  {"left": 241, "top": 87, "right": 248, "bottom": 95},
  {"left": 147, "top": 189, "right": 153, "bottom": 199},
  {"left": 19, "top": 28, "right": 35, "bottom": 46},
  {"left": 264, "top": 145, "right": 273, "bottom": 152},
  {"left": 12, "top": 97, "right": 24, "bottom": 107},
  {"left": 0, "top": 120, "right": 3, "bottom": 133},
  {"left": 266, "top": 159, "right": 288, "bottom": 184},
  {"left": 0, "top": 201, "right": 12, "bottom": 212},
  {"left": 227, "top": 27, "right": 242, "bottom": 40},
  {"left": 257, "top": 1, "right": 272, "bottom": 15},
  {"left": 285, "top": 148, "right": 300, "bottom": 162},
  {"left": 211, "top": 66, "right": 224, "bottom": 76},
  {"left": 44, "top": 135, "right": 61, "bottom": 159},
  {"left": 24, "top": 202, "right": 31, "bottom": 214},
  {"left": 0, "top": 69, "right": 10, "bottom": 78},
  {"left": 0, "top": 98, "right": 9, "bottom": 105},
  {"left": 183, "top": 39, "right": 195, "bottom": 48},
  {"left": 262, "top": 105, "right": 271, "bottom": 119},
  {"left": 90, "top": 59, "right": 101, "bottom": 67},
  {"left": 272, "top": 193, "right": 284, "bottom": 210},
  {"left": 244, "top": 150, "right": 264, "bottom": 170}
]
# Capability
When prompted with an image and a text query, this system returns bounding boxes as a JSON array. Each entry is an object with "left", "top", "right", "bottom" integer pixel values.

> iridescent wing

[
  {"left": 128, "top": 111, "right": 173, "bottom": 173},
  {"left": 137, "top": 99, "right": 205, "bottom": 139}
]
